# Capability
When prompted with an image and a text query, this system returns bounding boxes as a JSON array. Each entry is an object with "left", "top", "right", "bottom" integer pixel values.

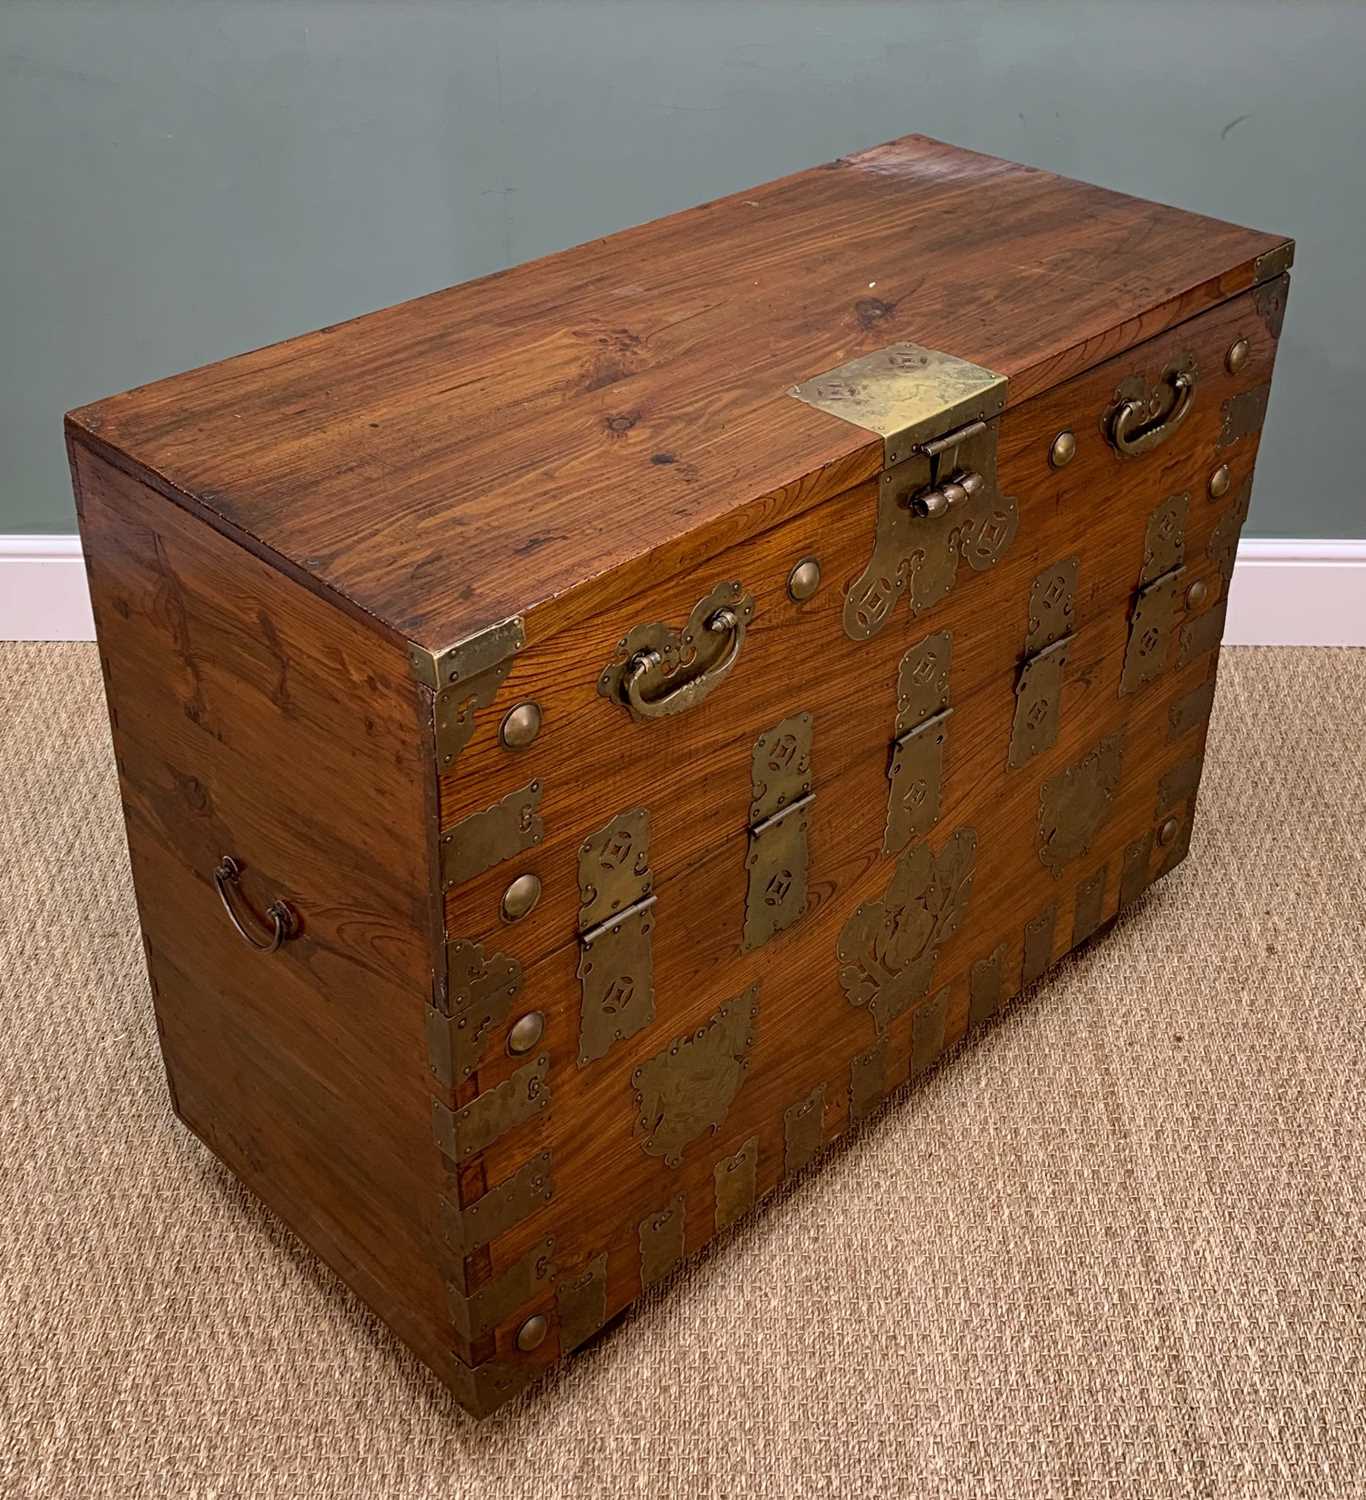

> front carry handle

[
  {"left": 1107, "top": 365, "right": 1197, "bottom": 457},
  {"left": 213, "top": 855, "right": 298, "bottom": 953},
  {"left": 597, "top": 580, "right": 756, "bottom": 722}
]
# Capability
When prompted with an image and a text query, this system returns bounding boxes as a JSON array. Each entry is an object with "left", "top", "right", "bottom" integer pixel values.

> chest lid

[{"left": 66, "top": 133, "right": 1289, "bottom": 664}]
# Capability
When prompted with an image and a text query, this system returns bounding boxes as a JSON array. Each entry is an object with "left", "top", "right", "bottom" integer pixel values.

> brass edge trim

[
  {"left": 408, "top": 616, "right": 526, "bottom": 691},
  {"left": 1251, "top": 240, "right": 1295, "bottom": 286},
  {"left": 787, "top": 340, "right": 1008, "bottom": 467}
]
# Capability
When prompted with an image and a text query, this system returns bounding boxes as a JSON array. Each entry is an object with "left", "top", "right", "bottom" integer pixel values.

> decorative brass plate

[
  {"left": 556, "top": 1252, "right": 609, "bottom": 1353},
  {"left": 1037, "top": 734, "right": 1123, "bottom": 876},
  {"left": 442, "top": 1151, "right": 553, "bottom": 1259},
  {"left": 1168, "top": 678, "right": 1217, "bottom": 741},
  {"left": 1219, "top": 385, "right": 1271, "bottom": 447},
  {"left": 1026, "top": 558, "right": 1079, "bottom": 652},
  {"left": 1209, "top": 475, "right": 1252, "bottom": 590},
  {"left": 1253, "top": 241, "right": 1295, "bottom": 283},
  {"left": 426, "top": 939, "right": 524, "bottom": 1086},
  {"left": 1254, "top": 274, "right": 1289, "bottom": 339},
  {"left": 1072, "top": 864, "right": 1108, "bottom": 946},
  {"left": 838, "top": 827, "right": 977, "bottom": 1034},
  {"left": 1118, "top": 831, "right": 1155, "bottom": 909},
  {"left": 968, "top": 942, "right": 1008, "bottom": 1028},
  {"left": 783, "top": 1084, "right": 826, "bottom": 1174},
  {"left": 1177, "top": 600, "right": 1229, "bottom": 666},
  {"left": 1157, "top": 752, "right": 1204, "bottom": 814},
  {"left": 630, "top": 985, "right": 758, "bottom": 1166},
  {"left": 849, "top": 1040, "right": 887, "bottom": 1126},
  {"left": 639, "top": 1195, "right": 686, "bottom": 1290},
  {"left": 744, "top": 714, "right": 814, "bottom": 950},
  {"left": 598, "top": 581, "right": 756, "bottom": 721},
  {"left": 408, "top": 617, "right": 525, "bottom": 770},
  {"left": 713, "top": 1136, "right": 759, "bottom": 1232},
  {"left": 577, "top": 809, "right": 656, "bottom": 1066},
  {"left": 431, "top": 1054, "right": 549, "bottom": 1163},
  {"left": 885, "top": 631, "right": 953, "bottom": 853},
  {"left": 910, "top": 986, "right": 949, "bottom": 1078},
  {"left": 434, "top": 660, "right": 513, "bottom": 769},
  {"left": 1120, "top": 570, "right": 1184, "bottom": 696},
  {"left": 1140, "top": 494, "right": 1189, "bottom": 586},
  {"left": 447, "top": 1236, "right": 554, "bottom": 1342},
  {"left": 441, "top": 781, "right": 544, "bottom": 890},
  {"left": 788, "top": 340, "right": 1008, "bottom": 468},
  {"left": 1021, "top": 904, "right": 1057, "bottom": 987},
  {"left": 1009, "top": 635, "right": 1070, "bottom": 770}
]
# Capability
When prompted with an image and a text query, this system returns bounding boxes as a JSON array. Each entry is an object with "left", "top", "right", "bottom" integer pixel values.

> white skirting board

[{"left": 1, "top": 533, "right": 1364, "bottom": 646}]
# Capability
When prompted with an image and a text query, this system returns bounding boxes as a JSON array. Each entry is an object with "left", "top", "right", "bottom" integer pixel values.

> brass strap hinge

[
  {"left": 1121, "top": 494, "right": 1189, "bottom": 697},
  {"left": 885, "top": 631, "right": 952, "bottom": 855},
  {"left": 743, "top": 713, "right": 813, "bottom": 950},
  {"left": 1009, "top": 558, "right": 1078, "bottom": 769},
  {"left": 576, "top": 810, "right": 656, "bottom": 1066}
]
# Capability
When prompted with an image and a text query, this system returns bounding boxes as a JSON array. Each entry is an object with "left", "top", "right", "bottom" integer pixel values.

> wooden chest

[{"left": 68, "top": 135, "right": 1290, "bottom": 1418}]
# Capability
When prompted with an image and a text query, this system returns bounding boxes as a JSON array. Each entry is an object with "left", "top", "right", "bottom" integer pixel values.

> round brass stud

[
  {"left": 787, "top": 557, "right": 822, "bottom": 603},
  {"left": 500, "top": 701, "right": 543, "bottom": 750},
  {"left": 1186, "top": 579, "right": 1210, "bottom": 610},
  {"left": 1049, "top": 429, "right": 1077, "bottom": 469},
  {"left": 1208, "top": 464, "right": 1232, "bottom": 500},
  {"left": 1157, "top": 816, "right": 1181, "bottom": 848},
  {"left": 506, "top": 1011, "right": 545, "bottom": 1056},
  {"left": 1226, "top": 337, "right": 1250, "bottom": 375},
  {"left": 516, "top": 1314, "right": 548, "bottom": 1352},
  {"left": 501, "top": 873, "right": 542, "bottom": 923}
]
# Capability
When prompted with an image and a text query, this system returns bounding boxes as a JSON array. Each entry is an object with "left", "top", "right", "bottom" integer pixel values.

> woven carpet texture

[{"left": 1, "top": 643, "right": 1363, "bottom": 1499}]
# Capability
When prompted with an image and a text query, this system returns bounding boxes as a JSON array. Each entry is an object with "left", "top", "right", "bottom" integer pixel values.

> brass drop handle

[
  {"left": 213, "top": 855, "right": 298, "bottom": 953},
  {"left": 623, "top": 606, "right": 746, "bottom": 720},
  {"left": 1108, "top": 368, "right": 1197, "bottom": 457}
]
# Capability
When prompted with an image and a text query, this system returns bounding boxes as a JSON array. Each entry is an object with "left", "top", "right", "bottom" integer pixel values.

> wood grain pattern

[
  {"left": 437, "top": 284, "right": 1281, "bottom": 1379},
  {"left": 66, "top": 135, "right": 1287, "bottom": 656},
  {"left": 69, "top": 445, "right": 463, "bottom": 1392}
]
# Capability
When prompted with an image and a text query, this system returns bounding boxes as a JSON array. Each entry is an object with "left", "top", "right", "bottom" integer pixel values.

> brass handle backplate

[
  {"left": 213, "top": 855, "right": 298, "bottom": 953},
  {"left": 598, "top": 581, "right": 756, "bottom": 722},
  {"left": 1107, "top": 360, "right": 1198, "bottom": 457}
]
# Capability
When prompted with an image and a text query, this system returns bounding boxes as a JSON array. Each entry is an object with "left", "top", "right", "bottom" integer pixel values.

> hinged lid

[{"left": 66, "top": 134, "right": 1290, "bottom": 663}]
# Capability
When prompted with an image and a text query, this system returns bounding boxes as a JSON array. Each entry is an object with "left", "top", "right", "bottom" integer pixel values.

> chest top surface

[{"left": 67, "top": 133, "right": 1286, "bottom": 653}]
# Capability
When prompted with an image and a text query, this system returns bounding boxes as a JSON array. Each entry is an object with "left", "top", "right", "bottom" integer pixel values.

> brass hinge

[
  {"left": 885, "top": 631, "right": 952, "bottom": 854},
  {"left": 788, "top": 342, "right": 1016, "bottom": 642},
  {"left": 1009, "top": 559, "right": 1078, "bottom": 769},
  {"left": 743, "top": 714, "right": 814, "bottom": 950},
  {"left": 576, "top": 810, "right": 656, "bottom": 1065},
  {"left": 409, "top": 617, "right": 526, "bottom": 770},
  {"left": 1120, "top": 495, "right": 1188, "bottom": 697}
]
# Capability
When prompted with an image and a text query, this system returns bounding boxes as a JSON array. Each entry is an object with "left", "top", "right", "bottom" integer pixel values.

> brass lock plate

[
  {"left": 1139, "top": 493, "right": 1189, "bottom": 585},
  {"left": 577, "top": 809, "right": 656, "bottom": 1066},
  {"left": 837, "top": 826, "right": 977, "bottom": 1034},
  {"left": 743, "top": 714, "right": 814, "bottom": 951},
  {"left": 630, "top": 985, "right": 758, "bottom": 1166},
  {"left": 1120, "top": 568, "right": 1184, "bottom": 696},
  {"left": 1037, "top": 733, "right": 1124, "bottom": 876}
]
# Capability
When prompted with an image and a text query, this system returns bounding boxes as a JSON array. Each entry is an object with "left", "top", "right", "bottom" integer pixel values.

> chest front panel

[{"left": 432, "top": 281, "right": 1282, "bottom": 1383}]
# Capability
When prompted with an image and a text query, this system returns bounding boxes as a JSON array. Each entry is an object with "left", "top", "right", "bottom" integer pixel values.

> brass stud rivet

[
  {"left": 500, "top": 701, "right": 542, "bottom": 750},
  {"left": 506, "top": 1011, "right": 545, "bottom": 1056},
  {"left": 1186, "top": 579, "right": 1210, "bottom": 610},
  {"left": 1049, "top": 430, "right": 1077, "bottom": 469},
  {"left": 501, "top": 873, "right": 541, "bottom": 923},
  {"left": 787, "top": 557, "right": 822, "bottom": 603},
  {"left": 1157, "top": 816, "right": 1181, "bottom": 848},
  {"left": 1226, "top": 337, "right": 1250, "bottom": 375},
  {"left": 516, "top": 1314, "right": 548, "bottom": 1352},
  {"left": 1208, "top": 464, "right": 1232, "bottom": 499}
]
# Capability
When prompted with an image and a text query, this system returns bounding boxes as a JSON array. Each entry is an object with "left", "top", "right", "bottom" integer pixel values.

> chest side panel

[
  {"left": 70, "top": 446, "right": 457, "bottom": 1385},
  {"left": 431, "top": 279, "right": 1283, "bottom": 1390}
]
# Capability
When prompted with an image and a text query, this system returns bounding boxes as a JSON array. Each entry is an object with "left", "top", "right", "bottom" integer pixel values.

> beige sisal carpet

[{"left": 1, "top": 643, "right": 1363, "bottom": 1499}]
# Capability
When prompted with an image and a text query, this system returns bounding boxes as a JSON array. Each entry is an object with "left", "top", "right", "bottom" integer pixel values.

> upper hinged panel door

[{"left": 66, "top": 134, "right": 1291, "bottom": 659}]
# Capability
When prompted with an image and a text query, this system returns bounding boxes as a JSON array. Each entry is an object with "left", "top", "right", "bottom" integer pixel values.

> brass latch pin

[
  {"left": 748, "top": 790, "right": 815, "bottom": 840},
  {"left": 579, "top": 893, "right": 658, "bottom": 950}
]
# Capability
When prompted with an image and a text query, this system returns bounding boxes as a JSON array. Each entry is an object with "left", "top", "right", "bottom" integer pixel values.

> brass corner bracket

[{"left": 408, "top": 617, "right": 527, "bottom": 770}]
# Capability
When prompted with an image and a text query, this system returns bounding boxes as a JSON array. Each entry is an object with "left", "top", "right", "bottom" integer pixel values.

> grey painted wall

[{"left": 3, "top": 0, "right": 1361, "bottom": 537}]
